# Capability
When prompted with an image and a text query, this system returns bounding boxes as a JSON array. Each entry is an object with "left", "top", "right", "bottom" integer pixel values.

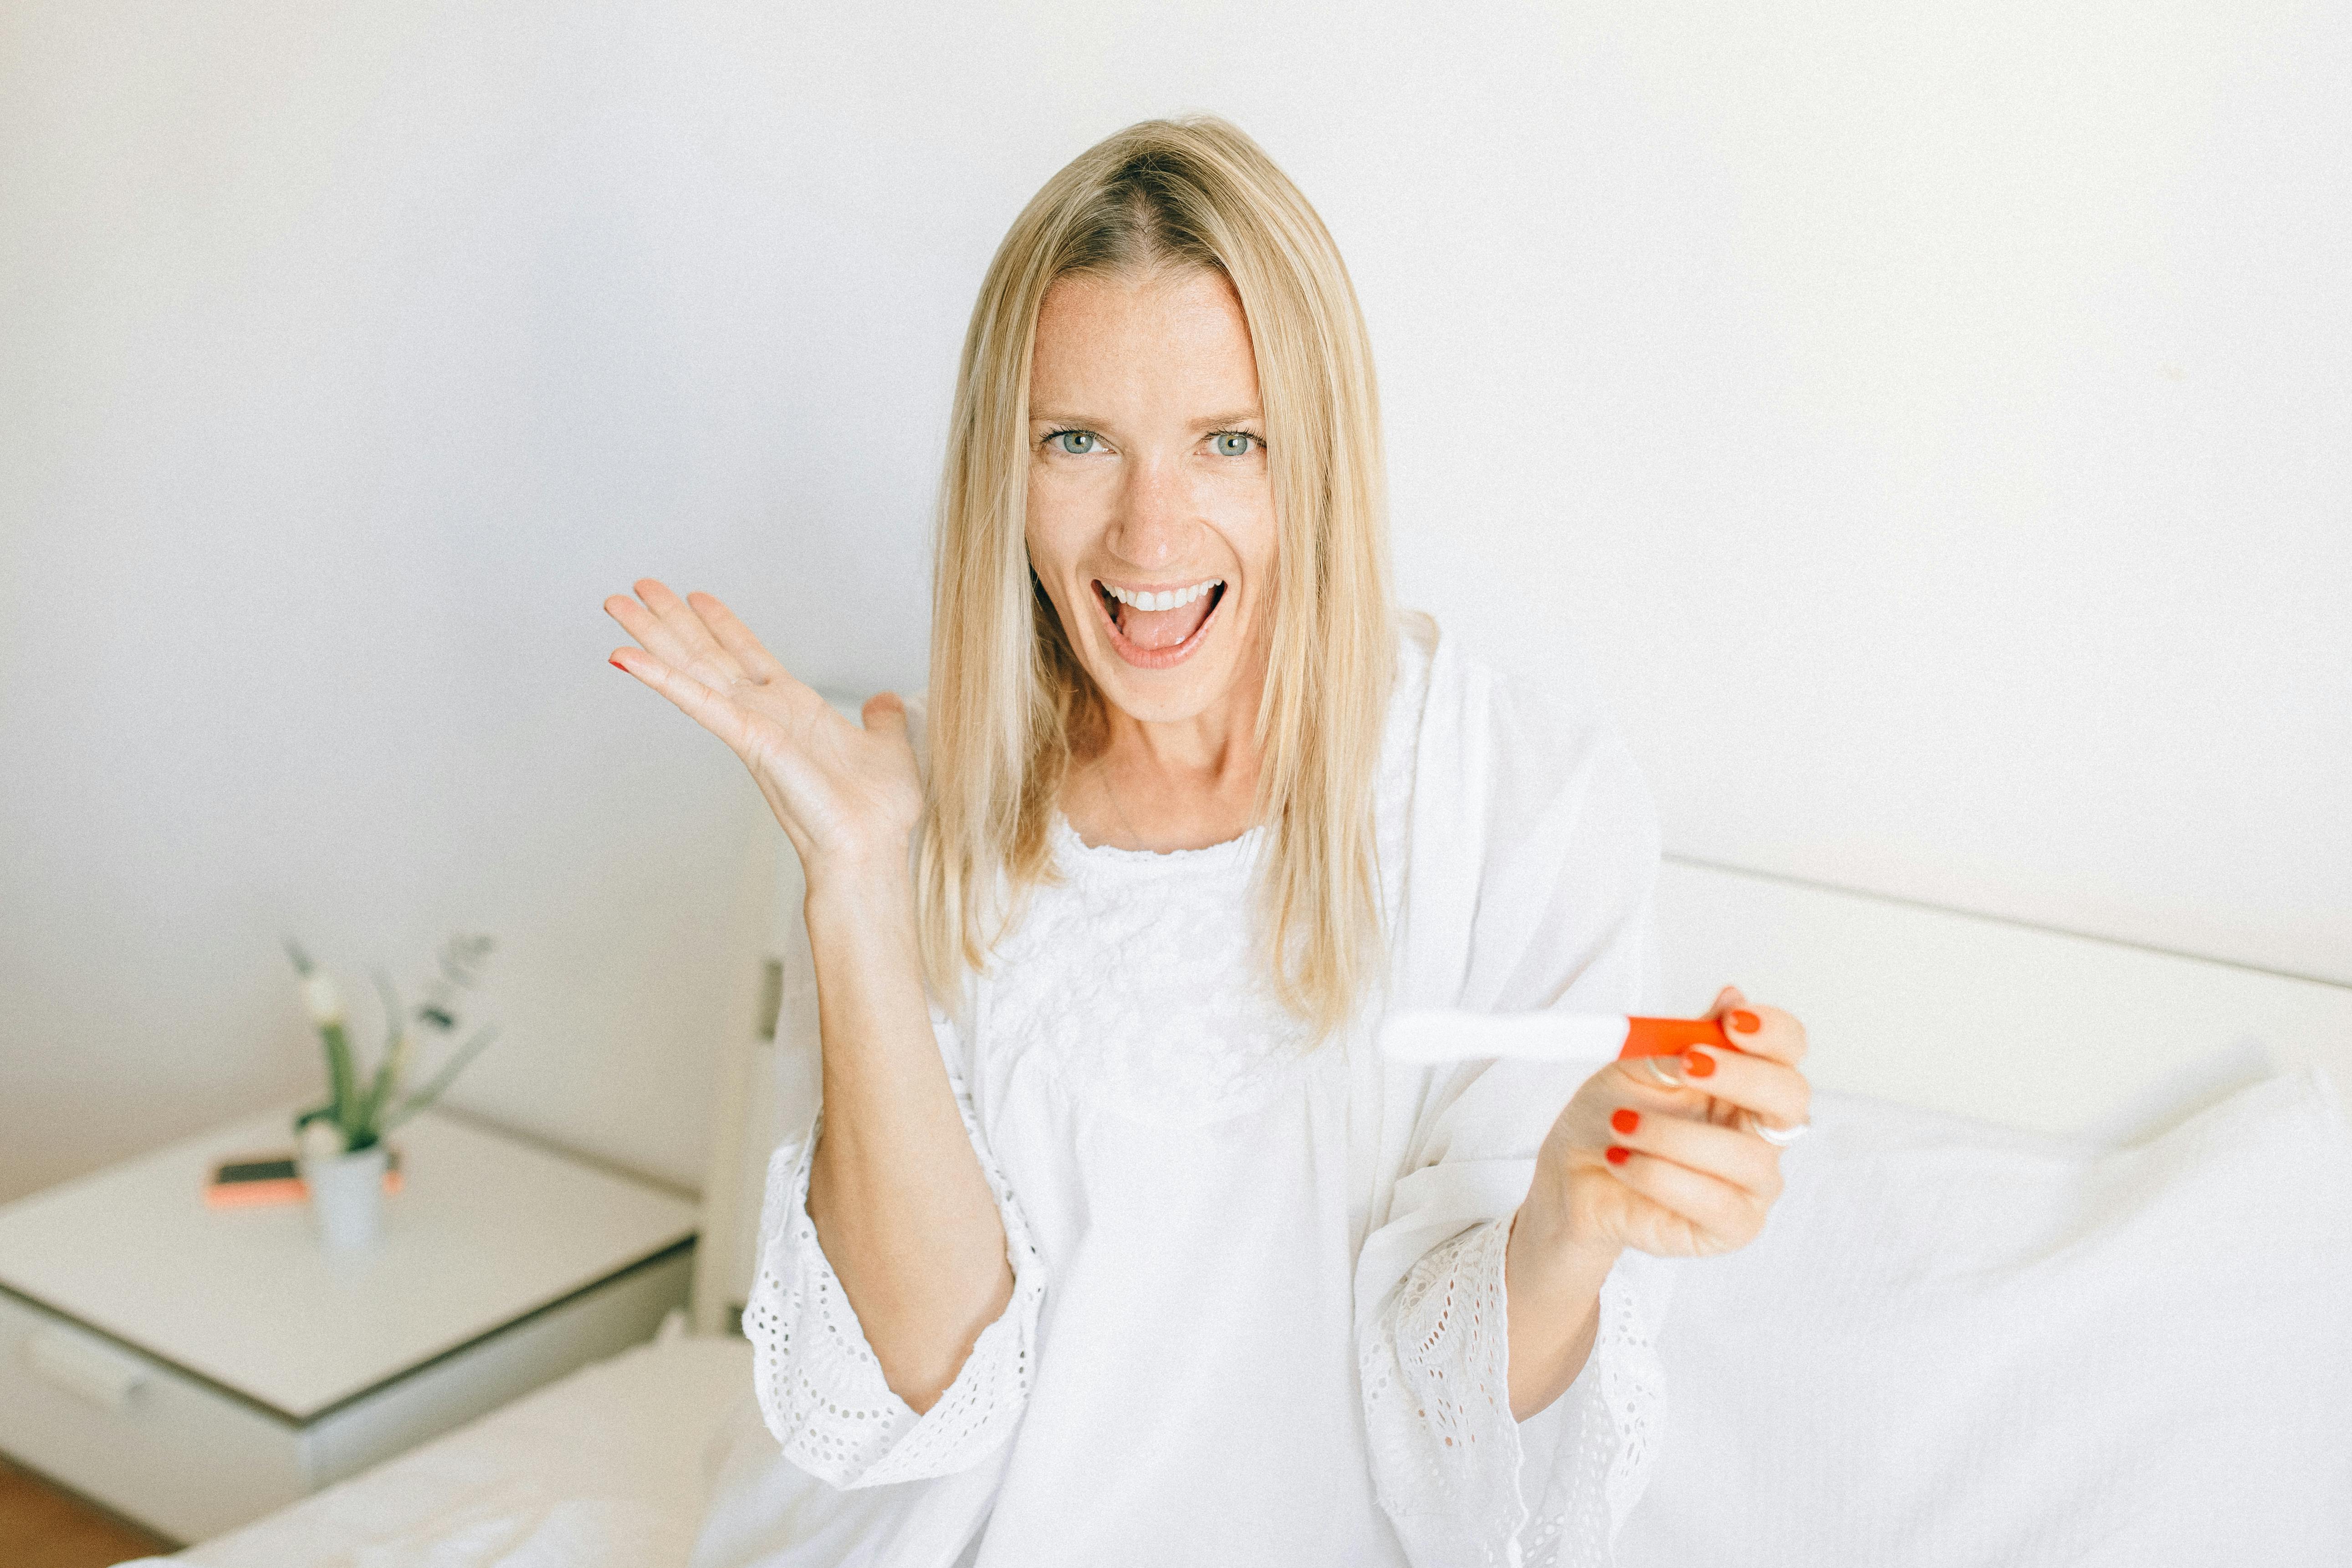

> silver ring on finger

[{"left": 1749, "top": 1114, "right": 1810, "bottom": 1148}]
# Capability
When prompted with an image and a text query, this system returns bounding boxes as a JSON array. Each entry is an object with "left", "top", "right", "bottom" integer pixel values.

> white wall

[
  {"left": 5, "top": 2, "right": 2345, "bottom": 1203},
  {"left": 765, "top": 0, "right": 2351, "bottom": 985},
  {"left": 0, "top": 3, "right": 859, "bottom": 1201}
]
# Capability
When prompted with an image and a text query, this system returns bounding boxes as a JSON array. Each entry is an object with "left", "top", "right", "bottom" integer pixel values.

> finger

[
  {"left": 861, "top": 692, "right": 909, "bottom": 741},
  {"left": 625, "top": 578, "right": 747, "bottom": 689},
  {"left": 603, "top": 589, "right": 711, "bottom": 676},
  {"left": 639, "top": 578, "right": 750, "bottom": 687},
  {"left": 1718, "top": 998, "right": 1806, "bottom": 1066},
  {"left": 607, "top": 648, "right": 756, "bottom": 755},
  {"left": 1604, "top": 1106, "right": 1782, "bottom": 1200},
  {"left": 1610, "top": 1054, "right": 1714, "bottom": 1113},
  {"left": 686, "top": 590, "right": 791, "bottom": 684},
  {"left": 1668, "top": 1045, "right": 1811, "bottom": 1129},
  {"left": 1602, "top": 1145, "right": 1762, "bottom": 1244}
]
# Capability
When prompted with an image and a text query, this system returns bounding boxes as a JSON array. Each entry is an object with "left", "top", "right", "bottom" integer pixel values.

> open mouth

[{"left": 1093, "top": 577, "right": 1227, "bottom": 667}]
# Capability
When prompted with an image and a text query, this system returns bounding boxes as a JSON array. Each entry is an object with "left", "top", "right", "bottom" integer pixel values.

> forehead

[{"left": 1029, "top": 267, "right": 1259, "bottom": 412}]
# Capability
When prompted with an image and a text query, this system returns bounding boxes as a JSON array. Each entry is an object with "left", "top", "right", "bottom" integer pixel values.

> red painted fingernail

[
  {"left": 1605, "top": 1145, "right": 1631, "bottom": 1165},
  {"left": 1611, "top": 1108, "right": 1640, "bottom": 1134},
  {"left": 609, "top": 656, "right": 628, "bottom": 671},
  {"left": 1730, "top": 1010, "right": 1761, "bottom": 1033},
  {"left": 1684, "top": 1050, "right": 1717, "bottom": 1078}
]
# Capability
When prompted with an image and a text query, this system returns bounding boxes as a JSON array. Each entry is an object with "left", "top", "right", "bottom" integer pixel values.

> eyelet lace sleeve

[
  {"left": 1361, "top": 1220, "right": 1666, "bottom": 1568},
  {"left": 740, "top": 1050, "right": 1046, "bottom": 1490}
]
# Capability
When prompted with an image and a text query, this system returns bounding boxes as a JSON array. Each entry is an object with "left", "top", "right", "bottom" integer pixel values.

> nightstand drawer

[{"left": 0, "top": 1287, "right": 306, "bottom": 1539}]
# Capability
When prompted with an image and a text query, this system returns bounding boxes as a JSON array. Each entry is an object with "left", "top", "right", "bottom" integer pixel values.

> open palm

[{"left": 603, "top": 578, "right": 922, "bottom": 873}]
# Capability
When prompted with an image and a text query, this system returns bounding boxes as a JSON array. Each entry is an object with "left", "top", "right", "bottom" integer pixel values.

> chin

[{"left": 1089, "top": 654, "right": 1237, "bottom": 725}]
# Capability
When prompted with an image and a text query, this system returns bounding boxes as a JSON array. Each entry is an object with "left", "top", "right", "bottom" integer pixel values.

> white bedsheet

[
  {"left": 132, "top": 1057, "right": 2350, "bottom": 1568},
  {"left": 140, "top": 1335, "right": 753, "bottom": 1568},
  {"left": 1620, "top": 1062, "right": 2352, "bottom": 1566}
]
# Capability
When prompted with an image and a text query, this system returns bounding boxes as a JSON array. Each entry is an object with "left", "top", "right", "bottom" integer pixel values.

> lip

[{"left": 1092, "top": 577, "right": 1227, "bottom": 670}]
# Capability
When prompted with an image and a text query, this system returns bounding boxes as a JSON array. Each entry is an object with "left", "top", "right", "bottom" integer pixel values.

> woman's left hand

[
  {"left": 1506, "top": 988, "right": 1810, "bottom": 1418},
  {"left": 1530, "top": 986, "right": 1811, "bottom": 1261}
]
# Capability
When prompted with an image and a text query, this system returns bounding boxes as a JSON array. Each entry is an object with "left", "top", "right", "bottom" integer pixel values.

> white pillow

[{"left": 1615, "top": 1067, "right": 2352, "bottom": 1567}]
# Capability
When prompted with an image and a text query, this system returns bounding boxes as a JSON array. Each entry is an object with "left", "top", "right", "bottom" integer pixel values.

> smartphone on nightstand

[{"left": 205, "top": 1148, "right": 403, "bottom": 1207}]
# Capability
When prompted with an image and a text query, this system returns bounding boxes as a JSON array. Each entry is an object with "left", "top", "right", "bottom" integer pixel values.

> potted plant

[{"left": 285, "top": 934, "right": 497, "bottom": 1249}]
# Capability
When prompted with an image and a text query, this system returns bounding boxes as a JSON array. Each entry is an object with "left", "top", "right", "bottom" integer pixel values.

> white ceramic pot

[{"left": 302, "top": 1143, "right": 389, "bottom": 1251}]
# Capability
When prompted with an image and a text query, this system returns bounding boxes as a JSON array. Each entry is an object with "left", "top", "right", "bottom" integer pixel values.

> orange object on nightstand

[{"left": 204, "top": 1150, "right": 403, "bottom": 1208}]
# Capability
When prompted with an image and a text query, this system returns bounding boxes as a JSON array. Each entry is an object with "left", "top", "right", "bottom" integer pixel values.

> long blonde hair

[{"left": 918, "top": 116, "right": 1395, "bottom": 1038}]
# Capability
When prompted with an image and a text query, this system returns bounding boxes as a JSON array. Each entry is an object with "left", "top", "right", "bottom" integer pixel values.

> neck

[{"left": 1071, "top": 663, "right": 1267, "bottom": 853}]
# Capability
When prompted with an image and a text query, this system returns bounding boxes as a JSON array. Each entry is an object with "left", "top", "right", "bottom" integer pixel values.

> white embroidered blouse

[{"left": 692, "top": 616, "right": 1672, "bottom": 1568}]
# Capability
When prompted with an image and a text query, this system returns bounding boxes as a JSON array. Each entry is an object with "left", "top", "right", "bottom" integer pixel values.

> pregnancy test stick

[{"left": 1380, "top": 1011, "right": 1733, "bottom": 1067}]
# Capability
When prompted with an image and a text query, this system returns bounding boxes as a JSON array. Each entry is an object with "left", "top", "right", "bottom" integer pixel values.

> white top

[
  {"left": 695, "top": 617, "right": 1672, "bottom": 1568},
  {"left": 0, "top": 1106, "right": 696, "bottom": 1420}
]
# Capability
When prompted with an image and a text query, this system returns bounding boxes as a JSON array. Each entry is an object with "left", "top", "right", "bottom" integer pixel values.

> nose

[{"left": 1107, "top": 455, "right": 1196, "bottom": 571}]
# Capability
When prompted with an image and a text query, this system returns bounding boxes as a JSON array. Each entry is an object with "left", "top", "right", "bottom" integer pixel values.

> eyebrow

[{"left": 1028, "top": 409, "right": 1264, "bottom": 430}]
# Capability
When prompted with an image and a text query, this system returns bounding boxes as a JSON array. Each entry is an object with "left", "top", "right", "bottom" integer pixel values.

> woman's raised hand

[
  {"left": 1533, "top": 986, "right": 1811, "bottom": 1261},
  {"left": 604, "top": 579, "right": 923, "bottom": 883}
]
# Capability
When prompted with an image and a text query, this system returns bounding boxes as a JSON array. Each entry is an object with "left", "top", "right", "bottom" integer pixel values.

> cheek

[
  {"left": 1023, "top": 483, "right": 1095, "bottom": 629},
  {"left": 1026, "top": 461, "right": 1111, "bottom": 547},
  {"left": 1194, "top": 465, "right": 1276, "bottom": 552},
  {"left": 1023, "top": 470, "right": 1081, "bottom": 567},
  {"left": 1223, "top": 490, "right": 1280, "bottom": 586}
]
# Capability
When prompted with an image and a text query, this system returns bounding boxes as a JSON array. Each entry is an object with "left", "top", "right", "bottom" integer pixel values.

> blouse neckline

[{"left": 1050, "top": 811, "right": 1263, "bottom": 875}]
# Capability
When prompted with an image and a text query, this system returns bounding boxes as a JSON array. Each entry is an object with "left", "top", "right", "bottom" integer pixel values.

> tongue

[{"left": 1118, "top": 593, "right": 1213, "bottom": 650}]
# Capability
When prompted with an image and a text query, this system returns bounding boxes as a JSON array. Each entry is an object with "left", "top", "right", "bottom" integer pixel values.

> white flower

[
  {"left": 299, "top": 1119, "right": 348, "bottom": 1163},
  {"left": 302, "top": 973, "right": 345, "bottom": 1027}
]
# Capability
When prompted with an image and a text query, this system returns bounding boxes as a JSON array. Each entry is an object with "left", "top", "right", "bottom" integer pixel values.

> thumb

[{"left": 860, "top": 691, "right": 909, "bottom": 741}]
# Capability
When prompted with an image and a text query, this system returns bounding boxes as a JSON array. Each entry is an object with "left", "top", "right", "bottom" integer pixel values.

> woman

[{"left": 607, "top": 117, "right": 1810, "bottom": 1568}]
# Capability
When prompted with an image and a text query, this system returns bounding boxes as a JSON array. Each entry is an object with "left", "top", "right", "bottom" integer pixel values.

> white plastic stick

[{"left": 1379, "top": 1011, "right": 1632, "bottom": 1066}]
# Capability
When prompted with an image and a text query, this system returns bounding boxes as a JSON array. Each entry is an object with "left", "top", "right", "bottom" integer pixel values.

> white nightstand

[{"left": 0, "top": 1105, "right": 698, "bottom": 1544}]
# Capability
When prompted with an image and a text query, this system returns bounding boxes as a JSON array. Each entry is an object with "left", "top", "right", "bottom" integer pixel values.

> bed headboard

[
  {"left": 690, "top": 753, "right": 2352, "bottom": 1331},
  {"left": 1652, "top": 858, "right": 2350, "bottom": 1138}
]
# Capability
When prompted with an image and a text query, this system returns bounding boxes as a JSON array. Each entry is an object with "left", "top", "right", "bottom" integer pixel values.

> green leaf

[
  {"left": 356, "top": 968, "right": 408, "bottom": 1139},
  {"left": 380, "top": 1023, "right": 497, "bottom": 1134},
  {"left": 370, "top": 968, "right": 403, "bottom": 1051},
  {"left": 319, "top": 1020, "right": 356, "bottom": 1133},
  {"left": 437, "top": 933, "right": 495, "bottom": 991}
]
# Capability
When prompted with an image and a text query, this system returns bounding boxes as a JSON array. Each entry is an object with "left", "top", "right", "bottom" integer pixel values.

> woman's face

[{"left": 1025, "top": 266, "right": 1275, "bottom": 730}]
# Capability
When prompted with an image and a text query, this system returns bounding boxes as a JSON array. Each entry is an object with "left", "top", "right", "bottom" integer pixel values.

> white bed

[
  {"left": 138, "top": 846, "right": 2352, "bottom": 1567},
  {"left": 157, "top": 1320, "right": 752, "bottom": 1568}
]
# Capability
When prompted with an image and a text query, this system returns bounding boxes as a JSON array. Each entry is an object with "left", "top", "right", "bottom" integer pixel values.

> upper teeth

[{"left": 1104, "top": 580, "right": 1221, "bottom": 612}]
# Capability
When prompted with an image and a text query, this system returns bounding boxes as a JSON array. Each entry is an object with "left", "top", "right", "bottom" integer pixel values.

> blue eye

[
  {"left": 1212, "top": 431, "right": 1257, "bottom": 457},
  {"left": 1050, "top": 430, "right": 1101, "bottom": 455}
]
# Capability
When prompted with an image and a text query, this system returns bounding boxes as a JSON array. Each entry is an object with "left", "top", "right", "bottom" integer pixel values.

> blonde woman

[{"left": 608, "top": 117, "right": 1811, "bottom": 1568}]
